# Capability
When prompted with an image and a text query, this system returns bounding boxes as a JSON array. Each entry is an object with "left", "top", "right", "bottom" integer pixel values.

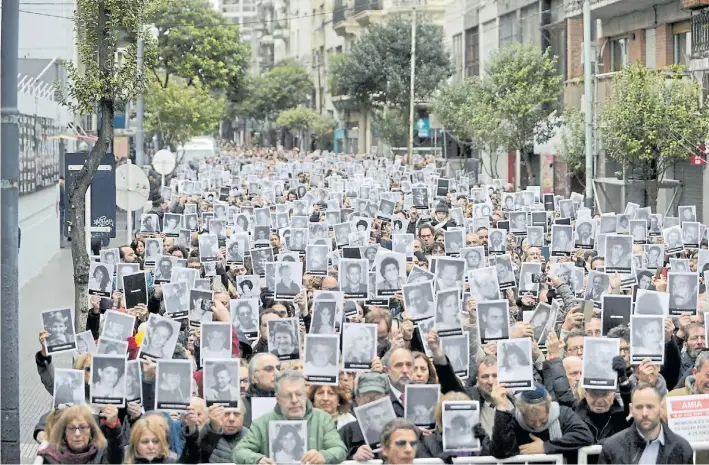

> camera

[{"left": 531, "top": 273, "right": 547, "bottom": 284}]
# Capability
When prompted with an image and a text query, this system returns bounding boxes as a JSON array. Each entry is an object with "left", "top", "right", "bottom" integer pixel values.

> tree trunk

[{"left": 69, "top": 0, "right": 115, "bottom": 332}]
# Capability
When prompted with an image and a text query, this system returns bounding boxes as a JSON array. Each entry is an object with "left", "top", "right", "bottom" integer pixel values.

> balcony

[
  {"left": 692, "top": 9, "right": 709, "bottom": 57},
  {"left": 354, "top": 0, "right": 382, "bottom": 16},
  {"left": 333, "top": 1, "right": 347, "bottom": 24},
  {"left": 684, "top": 0, "right": 709, "bottom": 9}
]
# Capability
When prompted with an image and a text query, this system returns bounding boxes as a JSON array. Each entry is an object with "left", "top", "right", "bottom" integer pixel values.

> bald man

[{"left": 563, "top": 356, "right": 583, "bottom": 401}]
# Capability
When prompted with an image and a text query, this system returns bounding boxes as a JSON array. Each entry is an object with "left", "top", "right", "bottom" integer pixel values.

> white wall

[{"left": 18, "top": 187, "right": 61, "bottom": 288}]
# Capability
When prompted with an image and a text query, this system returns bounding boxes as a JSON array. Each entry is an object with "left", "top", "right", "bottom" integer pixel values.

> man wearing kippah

[{"left": 489, "top": 383, "right": 594, "bottom": 463}]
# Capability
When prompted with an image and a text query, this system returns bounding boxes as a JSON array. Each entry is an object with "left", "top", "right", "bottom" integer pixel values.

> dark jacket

[
  {"left": 339, "top": 419, "right": 378, "bottom": 460},
  {"left": 416, "top": 429, "right": 491, "bottom": 464},
  {"left": 541, "top": 358, "right": 576, "bottom": 408},
  {"left": 197, "top": 423, "right": 247, "bottom": 463},
  {"left": 574, "top": 397, "right": 630, "bottom": 445},
  {"left": 597, "top": 424, "right": 693, "bottom": 464},
  {"left": 242, "top": 383, "right": 275, "bottom": 428},
  {"left": 490, "top": 406, "right": 594, "bottom": 464}
]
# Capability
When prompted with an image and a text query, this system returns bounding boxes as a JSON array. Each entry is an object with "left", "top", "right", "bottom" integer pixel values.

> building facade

[
  {"left": 218, "top": 0, "right": 259, "bottom": 44},
  {"left": 250, "top": 0, "right": 292, "bottom": 74}
]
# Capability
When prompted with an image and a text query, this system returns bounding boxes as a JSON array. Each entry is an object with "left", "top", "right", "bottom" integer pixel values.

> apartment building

[
  {"left": 250, "top": 0, "right": 292, "bottom": 74},
  {"left": 218, "top": 0, "right": 259, "bottom": 44},
  {"left": 331, "top": 0, "right": 447, "bottom": 153}
]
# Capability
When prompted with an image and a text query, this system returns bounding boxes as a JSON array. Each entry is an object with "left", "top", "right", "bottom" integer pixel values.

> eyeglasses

[
  {"left": 259, "top": 364, "right": 280, "bottom": 373},
  {"left": 394, "top": 439, "right": 419, "bottom": 448},
  {"left": 66, "top": 424, "right": 90, "bottom": 434},
  {"left": 566, "top": 346, "right": 583, "bottom": 355},
  {"left": 277, "top": 391, "right": 306, "bottom": 400},
  {"left": 619, "top": 346, "right": 631, "bottom": 353}
]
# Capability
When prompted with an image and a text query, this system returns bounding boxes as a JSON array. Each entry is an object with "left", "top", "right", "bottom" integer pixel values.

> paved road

[{"left": 18, "top": 214, "right": 129, "bottom": 463}]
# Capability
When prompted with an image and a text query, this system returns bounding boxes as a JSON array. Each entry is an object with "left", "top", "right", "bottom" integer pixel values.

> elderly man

[
  {"left": 600, "top": 385, "right": 693, "bottom": 464},
  {"left": 242, "top": 353, "right": 280, "bottom": 427},
  {"left": 490, "top": 383, "right": 593, "bottom": 463},
  {"left": 189, "top": 403, "right": 247, "bottom": 463},
  {"left": 233, "top": 370, "right": 346, "bottom": 464}
]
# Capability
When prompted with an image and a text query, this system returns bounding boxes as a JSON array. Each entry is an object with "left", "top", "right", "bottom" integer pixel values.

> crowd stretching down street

[{"left": 32, "top": 147, "right": 709, "bottom": 464}]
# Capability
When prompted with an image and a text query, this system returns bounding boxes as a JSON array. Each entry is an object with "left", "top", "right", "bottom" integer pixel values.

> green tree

[
  {"left": 57, "top": 0, "right": 160, "bottom": 331},
  {"left": 150, "top": 0, "right": 249, "bottom": 94},
  {"left": 373, "top": 107, "right": 408, "bottom": 147},
  {"left": 249, "top": 59, "right": 314, "bottom": 120},
  {"left": 145, "top": 78, "right": 225, "bottom": 150},
  {"left": 276, "top": 107, "right": 333, "bottom": 148},
  {"left": 330, "top": 14, "right": 451, "bottom": 110},
  {"left": 442, "top": 43, "right": 563, "bottom": 184},
  {"left": 555, "top": 108, "right": 586, "bottom": 187}
]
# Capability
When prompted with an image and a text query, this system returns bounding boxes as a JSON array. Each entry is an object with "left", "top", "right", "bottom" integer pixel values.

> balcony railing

[
  {"left": 333, "top": 1, "right": 347, "bottom": 24},
  {"left": 354, "top": 0, "right": 382, "bottom": 16},
  {"left": 692, "top": 9, "right": 709, "bottom": 57}
]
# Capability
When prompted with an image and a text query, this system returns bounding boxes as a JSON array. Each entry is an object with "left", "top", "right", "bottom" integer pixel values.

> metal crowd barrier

[
  {"left": 452, "top": 454, "right": 563, "bottom": 465},
  {"left": 579, "top": 442, "right": 709, "bottom": 465}
]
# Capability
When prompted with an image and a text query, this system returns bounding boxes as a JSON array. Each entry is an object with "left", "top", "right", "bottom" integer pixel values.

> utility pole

[
  {"left": 135, "top": 35, "right": 145, "bottom": 167},
  {"left": 583, "top": 0, "right": 594, "bottom": 210},
  {"left": 0, "top": 0, "right": 21, "bottom": 462},
  {"left": 406, "top": 7, "right": 417, "bottom": 166}
]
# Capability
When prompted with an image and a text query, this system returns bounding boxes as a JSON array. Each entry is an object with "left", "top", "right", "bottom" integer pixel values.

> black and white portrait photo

[
  {"left": 226, "top": 235, "right": 247, "bottom": 264},
  {"left": 153, "top": 256, "right": 175, "bottom": 283},
  {"left": 574, "top": 221, "right": 595, "bottom": 249},
  {"left": 670, "top": 258, "right": 690, "bottom": 273},
  {"left": 97, "top": 337, "right": 129, "bottom": 356},
  {"left": 310, "top": 300, "right": 338, "bottom": 334},
  {"left": 289, "top": 228, "right": 308, "bottom": 252},
  {"left": 155, "top": 359, "right": 192, "bottom": 410},
  {"left": 203, "top": 359, "right": 241, "bottom": 408},
  {"left": 599, "top": 215, "right": 617, "bottom": 234},
  {"left": 551, "top": 224, "right": 573, "bottom": 256},
  {"left": 644, "top": 245, "right": 664, "bottom": 270},
  {"left": 140, "top": 213, "right": 160, "bottom": 233},
  {"left": 584, "top": 271, "right": 610, "bottom": 304},
  {"left": 143, "top": 238, "right": 162, "bottom": 265},
  {"left": 435, "top": 288, "right": 462, "bottom": 337},
  {"left": 518, "top": 262, "right": 542, "bottom": 297},
  {"left": 477, "top": 300, "right": 510, "bottom": 344},
  {"left": 189, "top": 289, "right": 214, "bottom": 327},
  {"left": 442, "top": 401, "right": 481, "bottom": 452},
  {"left": 444, "top": 229, "right": 465, "bottom": 255},
  {"left": 274, "top": 261, "right": 303, "bottom": 301},
  {"left": 341, "top": 323, "right": 377, "bottom": 371},
  {"left": 268, "top": 421, "right": 307, "bottom": 464},
  {"left": 53, "top": 369, "right": 85, "bottom": 408},
  {"left": 630, "top": 219, "right": 647, "bottom": 245},
  {"left": 125, "top": 360, "right": 142, "bottom": 403},
  {"left": 306, "top": 244, "right": 329, "bottom": 275},
  {"left": 683, "top": 221, "right": 700, "bottom": 249},
  {"left": 441, "top": 332, "right": 470, "bottom": 378},
  {"left": 230, "top": 299, "right": 259, "bottom": 338},
  {"left": 581, "top": 337, "right": 620, "bottom": 390},
  {"left": 101, "top": 310, "right": 135, "bottom": 342},
  {"left": 162, "top": 282, "right": 189, "bottom": 318},
  {"left": 199, "top": 234, "right": 219, "bottom": 262},
  {"left": 139, "top": 313, "right": 180, "bottom": 360},
  {"left": 268, "top": 318, "right": 300, "bottom": 361},
  {"left": 403, "top": 282, "right": 435, "bottom": 321},
  {"left": 467, "top": 267, "right": 501, "bottom": 303},
  {"left": 497, "top": 338, "right": 534, "bottom": 390},
  {"left": 412, "top": 186, "right": 428, "bottom": 208},
  {"left": 526, "top": 226, "right": 544, "bottom": 248},
  {"left": 75, "top": 330, "right": 97, "bottom": 355},
  {"left": 254, "top": 206, "right": 271, "bottom": 227},
  {"left": 601, "top": 295, "right": 632, "bottom": 335},
  {"left": 116, "top": 263, "right": 139, "bottom": 291},
  {"left": 491, "top": 255, "right": 516, "bottom": 290},
  {"left": 100, "top": 248, "right": 119, "bottom": 266},
  {"left": 634, "top": 289, "right": 670, "bottom": 316},
  {"left": 668, "top": 271, "right": 699, "bottom": 315},
  {"left": 88, "top": 261, "right": 114, "bottom": 297},
  {"left": 487, "top": 228, "right": 506, "bottom": 255},
  {"left": 616, "top": 214, "right": 630, "bottom": 234},
  {"left": 663, "top": 225, "right": 684, "bottom": 254},
  {"left": 509, "top": 211, "right": 527, "bottom": 235},
  {"left": 679, "top": 205, "right": 697, "bottom": 224},
  {"left": 41, "top": 308, "right": 77, "bottom": 354},
  {"left": 253, "top": 225, "right": 270, "bottom": 243},
  {"left": 630, "top": 315, "right": 665, "bottom": 364},
  {"left": 339, "top": 258, "right": 369, "bottom": 299},
  {"left": 304, "top": 334, "right": 339, "bottom": 385},
  {"left": 210, "top": 219, "right": 227, "bottom": 241},
  {"left": 461, "top": 247, "right": 485, "bottom": 272},
  {"left": 184, "top": 213, "right": 199, "bottom": 232},
  {"left": 163, "top": 213, "right": 182, "bottom": 236},
  {"left": 354, "top": 396, "right": 397, "bottom": 451},
  {"left": 171, "top": 266, "right": 197, "bottom": 289},
  {"left": 404, "top": 384, "right": 440, "bottom": 427},
  {"left": 558, "top": 199, "right": 575, "bottom": 220},
  {"left": 604, "top": 235, "right": 633, "bottom": 274},
  {"left": 250, "top": 248, "right": 273, "bottom": 277},
  {"left": 90, "top": 355, "right": 126, "bottom": 406},
  {"left": 649, "top": 214, "right": 662, "bottom": 236},
  {"left": 200, "top": 322, "right": 233, "bottom": 362},
  {"left": 374, "top": 253, "right": 406, "bottom": 296},
  {"left": 434, "top": 257, "right": 465, "bottom": 291}
]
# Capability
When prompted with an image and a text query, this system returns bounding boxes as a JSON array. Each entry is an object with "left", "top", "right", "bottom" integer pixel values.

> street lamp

[{"left": 135, "top": 24, "right": 159, "bottom": 167}]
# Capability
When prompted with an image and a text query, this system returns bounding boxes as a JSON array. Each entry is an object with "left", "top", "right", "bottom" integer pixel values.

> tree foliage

[
  {"left": 330, "top": 14, "right": 451, "bottom": 109},
  {"left": 555, "top": 107, "right": 586, "bottom": 186},
  {"left": 373, "top": 107, "right": 408, "bottom": 147},
  {"left": 599, "top": 63, "right": 709, "bottom": 179},
  {"left": 58, "top": 0, "right": 162, "bottom": 332},
  {"left": 145, "top": 78, "right": 225, "bottom": 150},
  {"left": 276, "top": 107, "right": 333, "bottom": 141},
  {"left": 150, "top": 0, "right": 249, "bottom": 94},
  {"left": 246, "top": 59, "right": 314, "bottom": 121}
]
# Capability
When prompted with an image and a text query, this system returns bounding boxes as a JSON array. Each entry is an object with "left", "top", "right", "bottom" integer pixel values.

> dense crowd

[{"left": 32, "top": 148, "right": 709, "bottom": 464}]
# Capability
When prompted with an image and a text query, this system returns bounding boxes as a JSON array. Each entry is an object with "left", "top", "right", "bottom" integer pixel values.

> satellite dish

[
  {"left": 115, "top": 162, "right": 151, "bottom": 211},
  {"left": 153, "top": 149, "right": 176, "bottom": 175}
]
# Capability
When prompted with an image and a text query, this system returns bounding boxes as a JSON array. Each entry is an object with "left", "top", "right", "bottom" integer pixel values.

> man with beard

[
  {"left": 464, "top": 355, "right": 498, "bottom": 436},
  {"left": 601, "top": 385, "right": 692, "bottom": 464},
  {"left": 673, "top": 320, "right": 706, "bottom": 388},
  {"left": 669, "top": 274, "right": 697, "bottom": 312}
]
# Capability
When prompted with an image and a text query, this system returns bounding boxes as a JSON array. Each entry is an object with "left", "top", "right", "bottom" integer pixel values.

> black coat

[
  {"left": 597, "top": 424, "right": 693, "bottom": 465},
  {"left": 416, "top": 429, "right": 491, "bottom": 464},
  {"left": 574, "top": 397, "right": 630, "bottom": 444}
]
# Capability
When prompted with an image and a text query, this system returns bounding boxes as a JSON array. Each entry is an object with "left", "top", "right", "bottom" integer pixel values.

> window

[
  {"left": 609, "top": 37, "right": 628, "bottom": 72},
  {"left": 452, "top": 34, "right": 463, "bottom": 81},
  {"left": 464, "top": 27, "right": 479, "bottom": 77},
  {"left": 674, "top": 32, "right": 690, "bottom": 66},
  {"left": 521, "top": 3, "right": 539, "bottom": 46},
  {"left": 499, "top": 12, "right": 519, "bottom": 47}
]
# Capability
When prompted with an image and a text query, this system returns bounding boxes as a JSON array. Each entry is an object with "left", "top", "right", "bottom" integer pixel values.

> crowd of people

[{"left": 32, "top": 147, "right": 709, "bottom": 464}]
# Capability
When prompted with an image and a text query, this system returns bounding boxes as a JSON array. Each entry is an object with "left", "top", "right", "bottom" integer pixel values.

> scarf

[
  {"left": 514, "top": 401, "right": 562, "bottom": 440},
  {"left": 39, "top": 444, "right": 98, "bottom": 464}
]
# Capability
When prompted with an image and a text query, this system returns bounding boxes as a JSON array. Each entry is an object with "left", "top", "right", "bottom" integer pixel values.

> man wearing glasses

[{"left": 242, "top": 353, "right": 281, "bottom": 427}]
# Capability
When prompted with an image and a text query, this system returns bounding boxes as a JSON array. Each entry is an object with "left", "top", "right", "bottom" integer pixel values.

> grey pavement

[{"left": 18, "top": 213, "right": 129, "bottom": 463}]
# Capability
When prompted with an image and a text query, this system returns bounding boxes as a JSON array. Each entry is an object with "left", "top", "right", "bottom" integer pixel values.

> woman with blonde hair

[
  {"left": 415, "top": 391, "right": 489, "bottom": 463},
  {"left": 36, "top": 404, "right": 123, "bottom": 464},
  {"left": 123, "top": 417, "right": 179, "bottom": 464}
]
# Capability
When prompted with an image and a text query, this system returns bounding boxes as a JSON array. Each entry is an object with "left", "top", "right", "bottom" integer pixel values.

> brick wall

[
  {"left": 629, "top": 29, "right": 645, "bottom": 65},
  {"left": 567, "top": 17, "right": 583, "bottom": 79},
  {"left": 656, "top": 23, "right": 673, "bottom": 68}
]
